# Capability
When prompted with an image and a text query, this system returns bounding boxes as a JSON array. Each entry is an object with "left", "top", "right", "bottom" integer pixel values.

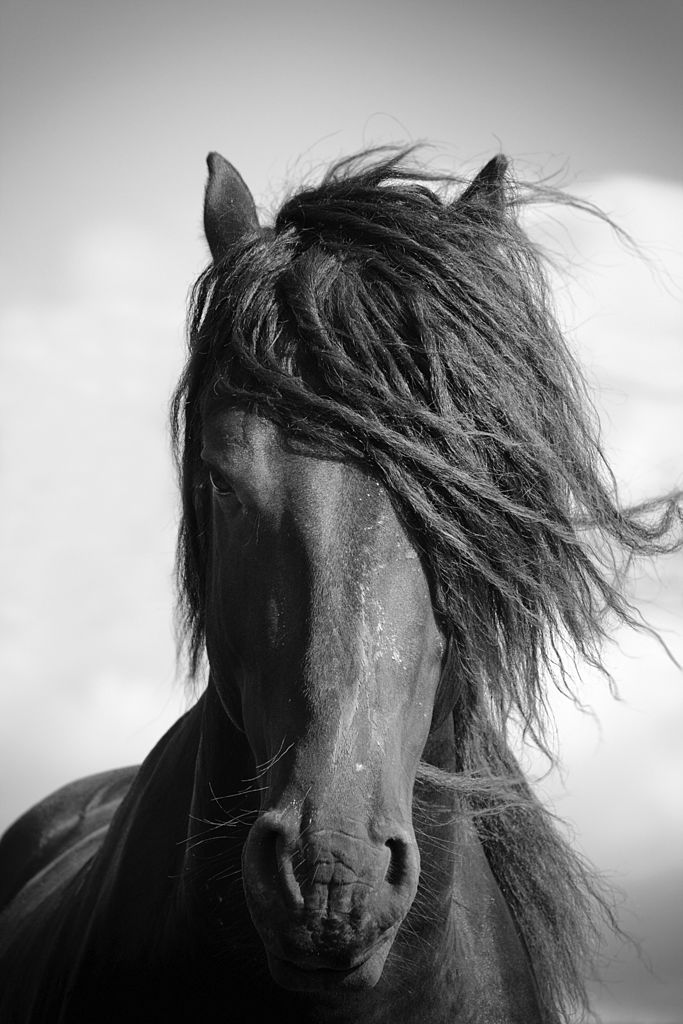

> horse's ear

[
  {"left": 455, "top": 154, "right": 509, "bottom": 221},
  {"left": 204, "top": 152, "right": 259, "bottom": 262}
]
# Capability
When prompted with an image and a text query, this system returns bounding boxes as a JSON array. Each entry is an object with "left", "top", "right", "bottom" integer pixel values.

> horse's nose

[{"left": 244, "top": 810, "right": 420, "bottom": 921}]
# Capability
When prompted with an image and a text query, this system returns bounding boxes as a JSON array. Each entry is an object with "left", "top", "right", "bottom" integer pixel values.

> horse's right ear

[
  {"left": 204, "top": 152, "right": 259, "bottom": 263},
  {"left": 454, "top": 154, "right": 509, "bottom": 222}
]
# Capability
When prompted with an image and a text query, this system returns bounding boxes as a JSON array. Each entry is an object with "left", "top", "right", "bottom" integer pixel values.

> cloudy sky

[{"left": 1, "top": 2, "right": 682, "bottom": 1019}]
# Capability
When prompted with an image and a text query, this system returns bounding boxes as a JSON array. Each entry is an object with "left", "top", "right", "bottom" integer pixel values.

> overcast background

[{"left": 1, "top": 2, "right": 681, "bottom": 1020}]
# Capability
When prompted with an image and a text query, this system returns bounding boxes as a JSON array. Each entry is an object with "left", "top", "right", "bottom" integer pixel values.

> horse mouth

[{"left": 266, "top": 931, "right": 396, "bottom": 991}]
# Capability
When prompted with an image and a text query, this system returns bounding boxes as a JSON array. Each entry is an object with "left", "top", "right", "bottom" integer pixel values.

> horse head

[{"left": 184, "top": 151, "right": 504, "bottom": 991}]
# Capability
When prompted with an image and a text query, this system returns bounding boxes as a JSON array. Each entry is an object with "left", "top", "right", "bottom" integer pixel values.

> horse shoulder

[{"left": 0, "top": 766, "right": 137, "bottom": 914}]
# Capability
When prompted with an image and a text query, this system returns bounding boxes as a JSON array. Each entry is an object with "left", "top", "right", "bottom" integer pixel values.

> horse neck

[
  {"left": 412, "top": 795, "right": 544, "bottom": 1023},
  {"left": 88, "top": 704, "right": 202, "bottom": 933},
  {"left": 178, "top": 684, "right": 259, "bottom": 917},
  {"left": 380, "top": 718, "right": 544, "bottom": 1023},
  {"left": 184, "top": 681, "right": 257, "bottom": 840}
]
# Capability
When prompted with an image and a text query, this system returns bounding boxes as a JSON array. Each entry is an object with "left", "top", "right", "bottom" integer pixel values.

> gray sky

[
  {"left": 1, "top": 2, "right": 682, "bottom": 1018},
  {"left": 2, "top": 0, "right": 682, "bottom": 306}
]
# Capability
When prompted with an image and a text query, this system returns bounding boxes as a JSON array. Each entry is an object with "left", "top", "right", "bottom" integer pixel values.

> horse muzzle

[{"left": 242, "top": 811, "right": 420, "bottom": 990}]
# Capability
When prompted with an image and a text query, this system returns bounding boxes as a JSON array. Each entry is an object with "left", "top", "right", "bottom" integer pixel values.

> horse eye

[{"left": 208, "top": 468, "right": 235, "bottom": 496}]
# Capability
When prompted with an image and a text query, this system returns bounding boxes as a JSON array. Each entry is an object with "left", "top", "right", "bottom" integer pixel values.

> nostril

[
  {"left": 249, "top": 821, "right": 279, "bottom": 884},
  {"left": 244, "top": 814, "right": 303, "bottom": 910},
  {"left": 384, "top": 836, "right": 409, "bottom": 887}
]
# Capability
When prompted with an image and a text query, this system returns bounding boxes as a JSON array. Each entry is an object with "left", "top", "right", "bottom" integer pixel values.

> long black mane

[{"left": 171, "top": 148, "right": 682, "bottom": 1022}]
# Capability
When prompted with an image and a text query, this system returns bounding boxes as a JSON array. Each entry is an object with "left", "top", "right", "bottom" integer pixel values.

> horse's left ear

[
  {"left": 455, "top": 154, "right": 509, "bottom": 221},
  {"left": 204, "top": 152, "right": 260, "bottom": 262}
]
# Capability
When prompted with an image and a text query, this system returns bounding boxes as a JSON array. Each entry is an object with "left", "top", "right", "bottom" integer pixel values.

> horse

[{"left": 0, "top": 147, "right": 680, "bottom": 1024}]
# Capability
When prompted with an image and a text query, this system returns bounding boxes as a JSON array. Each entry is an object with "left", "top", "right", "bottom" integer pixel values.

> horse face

[{"left": 202, "top": 407, "right": 445, "bottom": 991}]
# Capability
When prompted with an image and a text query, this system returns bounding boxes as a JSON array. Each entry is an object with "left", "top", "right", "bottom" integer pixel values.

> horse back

[{"left": 0, "top": 766, "right": 137, "bottom": 915}]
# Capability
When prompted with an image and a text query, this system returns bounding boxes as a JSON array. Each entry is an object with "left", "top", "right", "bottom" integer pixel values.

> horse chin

[{"left": 266, "top": 933, "right": 395, "bottom": 992}]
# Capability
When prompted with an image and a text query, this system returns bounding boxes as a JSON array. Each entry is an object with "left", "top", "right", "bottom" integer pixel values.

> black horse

[{"left": 0, "top": 148, "right": 679, "bottom": 1023}]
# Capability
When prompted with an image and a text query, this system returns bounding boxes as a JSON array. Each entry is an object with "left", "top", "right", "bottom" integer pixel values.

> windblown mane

[{"left": 171, "top": 147, "right": 682, "bottom": 1022}]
